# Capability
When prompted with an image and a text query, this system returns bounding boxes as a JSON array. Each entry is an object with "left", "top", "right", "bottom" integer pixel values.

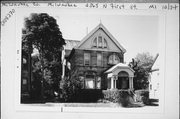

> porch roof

[
  {"left": 105, "top": 63, "right": 134, "bottom": 73},
  {"left": 105, "top": 63, "right": 135, "bottom": 77}
]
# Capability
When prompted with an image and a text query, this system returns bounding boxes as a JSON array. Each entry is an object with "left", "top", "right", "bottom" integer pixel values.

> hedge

[
  {"left": 103, "top": 89, "right": 137, "bottom": 106},
  {"left": 65, "top": 89, "right": 103, "bottom": 102},
  {"left": 103, "top": 89, "right": 127, "bottom": 103}
]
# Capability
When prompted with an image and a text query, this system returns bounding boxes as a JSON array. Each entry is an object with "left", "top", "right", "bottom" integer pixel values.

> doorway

[{"left": 117, "top": 71, "right": 129, "bottom": 89}]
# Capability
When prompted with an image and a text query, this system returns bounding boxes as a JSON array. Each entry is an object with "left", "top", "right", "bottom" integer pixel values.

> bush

[
  {"left": 135, "top": 90, "right": 149, "bottom": 104},
  {"left": 60, "top": 76, "right": 83, "bottom": 102},
  {"left": 102, "top": 89, "right": 130, "bottom": 103},
  {"left": 102, "top": 89, "right": 144, "bottom": 107}
]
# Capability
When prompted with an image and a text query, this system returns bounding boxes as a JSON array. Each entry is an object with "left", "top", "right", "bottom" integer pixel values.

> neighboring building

[
  {"left": 149, "top": 54, "right": 160, "bottom": 99},
  {"left": 64, "top": 23, "right": 135, "bottom": 90}
]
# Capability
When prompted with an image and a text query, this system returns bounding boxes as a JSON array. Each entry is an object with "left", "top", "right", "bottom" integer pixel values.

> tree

[
  {"left": 135, "top": 52, "right": 154, "bottom": 72},
  {"left": 61, "top": 67, "right": 83, "bottom": 102},
  {"left": 129, "top": 52, "right": 154, "bottom": 90},
  {"left": 22, "top": 13, "right": 65, "bottom": 101}
]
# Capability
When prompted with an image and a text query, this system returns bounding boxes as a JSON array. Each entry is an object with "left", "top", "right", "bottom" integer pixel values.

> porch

[{"left": 105, "top": 63, "right": 135, "bottom": 90}]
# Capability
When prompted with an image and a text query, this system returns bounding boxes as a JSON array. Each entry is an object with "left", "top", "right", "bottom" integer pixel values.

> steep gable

[{"left": 74, "top": 23, "right": 126, "bottom": 53}]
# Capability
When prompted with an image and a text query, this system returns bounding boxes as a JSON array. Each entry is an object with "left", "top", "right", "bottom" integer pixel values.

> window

[
  {"left": 98, "top": 36, "right": 102, "bottom": 47},
  {"left": 114, "top": 55, "right": 120, "bottom": 64},
  {"left": 109, "top": 55, "right": 113, "bottom": 64},
  {"left": 85, "top": 74, "right": 95, "bottom": 89},
  {"left": 93, "top": 37, "right": 97, "bottom": 47},
  {"left": 108, "top": 54, "right": 120, "bottom": 64},
  {"left": 84, "top": 53, "right": 90, "bottom": 66},
  {"left": 85, "top": 79, "right": 95, "bottom": 89},
  {"left": 97, "top": 53, "right": 102, "bottom": 66},
  {"left": 22, "top": 79, "right": 27, "bottom": 85},
  {"left": 23, "top": 58, "right": 27, "bottom": 64},
  {"left": 92, "top": 36, "right": 108, "bottom": 48},
  {"left": 104, "top": 38, "right": 107, "bottom": 48},
  {"left": 92, "top": 55, "right": 97, "bottom": 66}
]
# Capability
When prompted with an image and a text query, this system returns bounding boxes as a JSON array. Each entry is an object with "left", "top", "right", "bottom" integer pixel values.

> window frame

[
  {"left": 93, "top": 37, "right": 97, "bottom": 47},
  {"left": 97, "top": 53, "right": 102, "bottom": 66},
  {"left": 84, "top": 52, "right": 90, "bottom": 66},
  {"left": 108, "top": 53, "right": 120, "bottom": 65},
  {"left": 85, "top": 78, "right": 95, "bottom": 89},
  {"left": 92, "top": 36, "right": 108, "bottom": 48}
]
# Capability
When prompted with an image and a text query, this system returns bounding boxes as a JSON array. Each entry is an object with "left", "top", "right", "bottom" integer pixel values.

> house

[
  {"left": 21, "top": 23, "right": 135, "bottom": 102},
  {"left": 63, "top": 23, "right": 135, "bottom": 90},
  {"left": 149, "top": 54, "right": 159, "bottom": 99}
]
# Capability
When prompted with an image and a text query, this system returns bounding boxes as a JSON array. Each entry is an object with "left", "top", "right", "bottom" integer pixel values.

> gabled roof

[
  {"left": 105, "top": 63, "right": 134, "bottom": 73},
  {"left": 74, "top": 23, "right": 126, "bottom": 53},
  {"left": 64, "top": 39, "right": 80, "bottom": 50},
  {"left": 150, "top": 53, "right": 159, "bottom": 72}
]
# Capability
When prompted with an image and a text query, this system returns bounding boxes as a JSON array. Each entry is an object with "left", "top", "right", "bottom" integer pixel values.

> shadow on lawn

[{"left": 146, "top": 99, "right": 159, "bottom": 106}]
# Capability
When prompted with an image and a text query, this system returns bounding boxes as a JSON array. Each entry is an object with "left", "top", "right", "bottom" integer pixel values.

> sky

[
  {"left": 21, "top": 8, "right": 159, "bottom": 63},
  {"left": 53, "top": 13, "right": 159, "bottom": 63}
]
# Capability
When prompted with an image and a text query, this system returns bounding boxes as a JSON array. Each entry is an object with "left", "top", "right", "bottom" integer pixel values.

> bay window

[{"left": 108, "top": 54, "right": 120, "bottom": 64}]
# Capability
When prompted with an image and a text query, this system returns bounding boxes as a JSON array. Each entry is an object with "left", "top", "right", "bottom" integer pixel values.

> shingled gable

[{"left": 74, "top": 23, "right": 126, "bottom": 53}]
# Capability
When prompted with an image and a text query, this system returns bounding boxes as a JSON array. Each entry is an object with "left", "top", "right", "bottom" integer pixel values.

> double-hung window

[
  {"left": 84, "top": 52, "right": 90, "bottom": 66},
  {"left": 97, "top": 53, "right": 102, "bottom": 66}
]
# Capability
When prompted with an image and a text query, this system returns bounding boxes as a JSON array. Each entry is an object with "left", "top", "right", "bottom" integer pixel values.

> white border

[{"left": 2, "top": 2, "right": 179, "bottom": 119}]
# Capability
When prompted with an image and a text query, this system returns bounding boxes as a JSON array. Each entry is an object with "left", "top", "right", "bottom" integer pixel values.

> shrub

[
  {"left": 60, "top": 76, "right": 83, "bottom": 102},
  {"left": 102, "top": 89, "right": 144, "bottom": 107},
  {"left": 102, "top": 89, "right": 130, "bottom": 103},
  {"left": 135, "top": 90, "right": 149, "bottom": 104}
]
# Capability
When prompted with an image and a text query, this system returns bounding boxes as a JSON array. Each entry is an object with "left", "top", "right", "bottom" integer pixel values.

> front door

[
  {"left": 117, "top": 71, "right": 129, "bottom": 89},
  {"left": 117, "top": 77, "right": 129, "bottom": 89}
]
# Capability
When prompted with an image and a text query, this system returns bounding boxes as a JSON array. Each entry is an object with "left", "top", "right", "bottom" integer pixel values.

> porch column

[
  {"left": 114, "top": 76, "right": 117, "bottom": 89},
  {"left": 131, "top": 77, "right": 133, "bottom": 89},
  {"left": 129, "top": 77, "right": 133, "bottom": 89},
  {"left": 111, "top": 77, "right": 114, "bottom": 89}
]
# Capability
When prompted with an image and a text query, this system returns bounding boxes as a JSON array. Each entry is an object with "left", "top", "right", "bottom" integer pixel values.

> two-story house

[{"left": 64, "top": 23, "right": 135, "bottom": 90}]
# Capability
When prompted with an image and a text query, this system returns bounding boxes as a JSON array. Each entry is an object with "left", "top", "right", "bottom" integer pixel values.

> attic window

[
  {"left": 98, "top": 36, "right": 102, "bottom": 47},
  {"left": 92, "top": 36, "right": 108, "bottom": 48},
  {"left": 93, "top": 38, "right": 97, "bottom": 47},
  {"left": 104, "top": 38, "right": 107, "bottom": 48}
]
